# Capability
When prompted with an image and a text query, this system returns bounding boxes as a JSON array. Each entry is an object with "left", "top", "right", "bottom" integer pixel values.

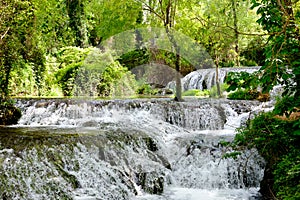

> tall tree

[
  {"left": 137, "top": 0, "right": 183, "bottom": 101},
  {"left": 86, "top": 0, "right": 142, "bottom": 45},
  {"left": 33, "top": 0, "right": 75, "bottom": 52},
  {"left": 231, "top": 0, "right": 240, "bottom": 66},
  {"left": 66, "top": 0, "right": 88, "bottom": 47},
  {"left": 0, "top": 0, "right": 44, "bottom": 97},
  {"left": 252, "top": 0, "right": 300, "bottom": 116},
  {"left": 180, "top": 0, "right": 261, "bottom": 67}
]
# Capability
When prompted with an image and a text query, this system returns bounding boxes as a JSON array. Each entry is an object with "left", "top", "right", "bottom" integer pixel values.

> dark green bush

[
  {"left": 136, "top": 84, "right": 157, "bottom": 95},
  {"left": 227, "top": 89, "right": 259, "bottom": 100},
  {"left": 0, "top": 99, "right": 22, "bottom": 125},
  {"left": 225, "top": 71, "right": 259, "bottom": 92},
  {"left": 117, "top": 49, "right": 150, "bottom": 70},
  {"left": 56, "top": 62, "right": 82, "bottom": 96},
  {"left": 274, "top": 153, "right": 300, "bottom": 200},
  {"left": 233, "top": 112, "right": 300, "bottom": 199}
]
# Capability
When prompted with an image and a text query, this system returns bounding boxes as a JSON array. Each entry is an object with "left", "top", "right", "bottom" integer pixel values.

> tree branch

[
  {"left": 192, "top": 16, "right": 270, "bottom": 36},
  {"left": 0, "top": 27, "right": 10, "bottom": 41},
  {"left": 135, "top": 0, "right": 164, "bottom": 21}
]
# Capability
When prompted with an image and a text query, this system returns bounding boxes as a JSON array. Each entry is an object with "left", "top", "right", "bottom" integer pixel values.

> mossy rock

[{"left": 0, "top": 104, "right": 22, "bottom": 125}]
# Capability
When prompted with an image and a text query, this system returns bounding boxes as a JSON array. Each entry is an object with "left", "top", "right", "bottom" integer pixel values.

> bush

[
  {"left": 182, "top": 89, "right": 209, "bottom": 97},
  {"left": 240, "top": 59, "right": 258, "bottom": 67},
  {"left": 0, "top": 99, "right": 22, "bottom": 125},
  {"left": 274, "top": 153, "right": 300, "bottom": 200},
  {"left": 225, "top": 71, "right": 259, "bottom": 92},
  {"left": 136, "top": 84, "right": 158, "bottom": 95},
  {"left": 117, "top": 48, "right": 150, "bottom": 70},
  {"left": 232, "top": 112, "right": 300, "bottom": 199},
  {"left": 74, "top": 49, "right": 137, "bottom": 97},
  {"left": 56, "top": 62, "right": 82, "bottom": 96},
  {"left": 227, "top": 89, "right": 259, "bottom": 100},
  {"left": 209, "top": 83, "right": 229, "bottom": 98}
]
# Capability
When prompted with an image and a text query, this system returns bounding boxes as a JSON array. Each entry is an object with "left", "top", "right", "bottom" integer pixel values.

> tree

[
  {"left": 0, "top": 0, "right": 38, "bottom": 98},
  {"left": 86, "top": 0, "right": 142, "bottom": 45},
  {"left": 137, "top": 0, "right": 183, "bottom": 101},
  {"left": 179, "top": 0, "right": 262, "bottom": 67},
  {"left": 33, "top": 0, "right": 75, "bottom": 52},
  {"left": 252, "top": 0, "right": 300, "bottom": 115},
  {"left": 65, "top": 0, "right": 88, "bottom": 47}
]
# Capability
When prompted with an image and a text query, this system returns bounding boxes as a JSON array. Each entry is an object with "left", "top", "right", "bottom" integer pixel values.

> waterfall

[
  {"left": 167, "top": 67, "right": 260, "bottom": 91},
  {"left": 0, "top": 98, "right": 270, "bottom": 199}
]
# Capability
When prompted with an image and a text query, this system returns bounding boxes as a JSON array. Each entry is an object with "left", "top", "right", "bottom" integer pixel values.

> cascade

[
  {"left": 0, "top": 98, "right": 271, "bottom": 200},
  {"left": 167, "top": 67, "right": 260, "bottom": 91}
]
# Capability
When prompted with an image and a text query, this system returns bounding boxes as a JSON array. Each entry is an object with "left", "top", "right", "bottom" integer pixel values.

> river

[{"left": 0, "top": 98, "right": 272, "bottom": 199}]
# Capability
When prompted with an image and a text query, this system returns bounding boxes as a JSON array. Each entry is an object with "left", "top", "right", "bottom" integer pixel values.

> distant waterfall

[{"left": 167, "top": 67, "right": 260, "bottom": 91}]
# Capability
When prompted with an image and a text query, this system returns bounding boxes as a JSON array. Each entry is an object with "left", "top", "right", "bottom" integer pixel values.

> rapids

[{"left": 0, "top": 98, "right": 272, "bottom": 199}]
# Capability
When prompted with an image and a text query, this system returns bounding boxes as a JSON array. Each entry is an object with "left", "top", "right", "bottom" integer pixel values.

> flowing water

[
  {"left": 167, "top": 67, "right": 260, "bottom": 91},
  {"left": 0, "top": 98, "right": 272, "bottom": 200}
]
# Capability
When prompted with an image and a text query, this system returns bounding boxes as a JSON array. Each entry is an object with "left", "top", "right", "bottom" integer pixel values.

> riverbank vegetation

[
  {"left": 227, "top": 0, "right": 300, "bottom": 199},
  {"left": 0, "top": 0, "right": 263, "bottom": 100},
  {"left": 0, "top": 0, "right": 300, "bottom": 198}
]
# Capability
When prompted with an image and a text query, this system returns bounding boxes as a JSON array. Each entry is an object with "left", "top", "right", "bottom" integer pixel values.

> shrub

[
  {"left": 209, "top": 83, "right": 229, "bottom": 98},
  {"left": 0, "top": 99, "right": 22, "bottom": 125},
  {"left": 225, "top": 71, "right": 259, "bottom": 92},
  {"left": 182, "top": 89, "right": 209, "bottom": 97},
  {"left": 227, "top": 89, "right": 259, "bottom": 100},
  {"left": 74, "top": 49, "right": 137, "bottom": 97},
  {"left": 56, "top": 62, "right": 82, "bottom": 96},
  {"left": 136, "top": 84, "right": 158, "bottom": 95},
  {"left": 232, "top": 112, "right": 300, "bottom": 199}
]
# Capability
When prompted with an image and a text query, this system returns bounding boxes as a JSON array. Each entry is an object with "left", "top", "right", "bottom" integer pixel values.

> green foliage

[
  {"left": 234, "top": 112, "right": 296, "bottom": 158},
  {"left": 222, "top": 151, "right": 242, "bottom": 159},
  {"left": 227, "top": 89, "right": 259, "bottom": 100},
  {"left": 33, "top": 0, "right": 76, "bottom": 51},
  {"left": 96, "top": 63, "right": 135, "bottom": 97},
  {"left": 251, "top": 0, "right": 300, "bottom": 113},
  {"left": 240, "top": 37, "right": 266, "bottom": 66},
  {"left": 56, "top": 47, "right": 90, "bottom": 67},
  {"left": 74, "top": 49, "right": 137, "bottom": 97},
  {"left": 274, "top": 153, "right": 300, "bottom": 200},
  {"left": 117, "top": 49, "right": 150, "bottom": 70},
  {"left": 232, "top": 112, "right": 300, "bottom": 199},
  {"left": 209, "top": 83, "right": 229, "bottom": 98},
  {"left": 0, "top": 0, "right": 43, "bottom": 98},
  {"left": 65, "top": 0, "right": 88, "bottom": 47},
  {"left": 182, "top": 89, "right": 209, "bottom": 97},
  {"left": 225, "top": 71, "right": 259, "bottom": 92},
  {"left": 86, "top": 0, "right": 142, "bottom": 43},
  {"left": 273, "top": 96, "right": 299, "bottom": 117},
  {"left": 240, "top": 59, "right": 258, "bottom": 67},
  {"left": 55, "top": 46, "right": 92, "bottom": 96},
  {"left": 136, "top": 84, "right": 158, "bottom": 95},
  {"left": 56, "top": 62, "right": 82, "bottom": 96},
  {"left": 0, "top": 99, "right": 22, "bottom": 125},
  {"left": 150, "top": 49, "right": 194, "bottom": 76}
]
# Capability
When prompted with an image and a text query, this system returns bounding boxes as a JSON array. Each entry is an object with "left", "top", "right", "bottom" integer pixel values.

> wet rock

[
  {"left": 0, "top": 104, "right": 22, "bottom": 125},
  {"left": 137, "top": 172, "right": 165, "bottom": 195}
]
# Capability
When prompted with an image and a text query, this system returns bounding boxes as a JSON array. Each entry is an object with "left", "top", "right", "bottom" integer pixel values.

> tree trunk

[
  {"left": 175, "top": 53, "right": 182, "bottom": 101},
  {"left": 231, "top": 0, "right": 239, "bottom": 66},
  {"left": 165, "top": 27, "right": 182, "bottom": 101},
  {"left": 215, "top": 54, "right": 221, "bottom": 97}
]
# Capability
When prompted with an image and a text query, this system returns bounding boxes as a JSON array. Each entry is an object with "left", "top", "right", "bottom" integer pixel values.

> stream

[{"left": 0, "top": 98, "right": 272, "bottom": 199}]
